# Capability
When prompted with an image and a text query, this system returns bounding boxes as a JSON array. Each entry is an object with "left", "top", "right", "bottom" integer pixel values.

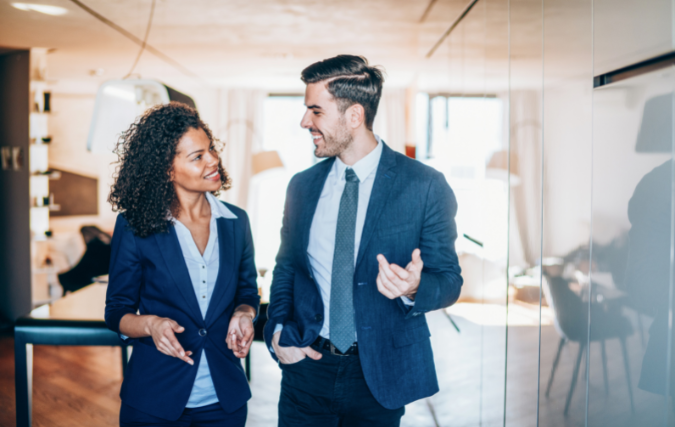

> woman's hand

[
  {"left": 146, "top": 316, "right": 194, "bottom": 365},
  {"left": 227, "top": 305, "right": 256, "bottom": 358}
]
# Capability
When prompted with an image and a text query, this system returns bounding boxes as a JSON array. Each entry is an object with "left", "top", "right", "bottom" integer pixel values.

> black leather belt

[{"left": 312, "top": 336, "right": 359, "bottom": 356}]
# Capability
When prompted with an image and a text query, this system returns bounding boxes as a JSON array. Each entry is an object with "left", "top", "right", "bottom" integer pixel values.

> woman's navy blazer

[{"left": 105, "top": 202, "right": 260, "bottom": 421}]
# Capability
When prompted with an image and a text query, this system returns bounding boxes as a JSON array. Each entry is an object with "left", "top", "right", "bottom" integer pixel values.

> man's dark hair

[{"left": 301, "top": 55, "right": 384, "bottom": 130}]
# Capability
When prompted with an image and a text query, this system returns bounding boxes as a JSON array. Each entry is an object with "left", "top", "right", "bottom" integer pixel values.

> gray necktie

[{"left": 330, "top": 168, "right": 359, "bottom": 353}]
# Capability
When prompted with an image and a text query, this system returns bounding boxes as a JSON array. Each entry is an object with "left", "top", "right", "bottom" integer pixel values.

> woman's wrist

[
  {"left": 233, "top": 304, "right": 255, "bottom": 321},
  {"left": 142, "top": 314, "right": 160, "bottom": 336}
]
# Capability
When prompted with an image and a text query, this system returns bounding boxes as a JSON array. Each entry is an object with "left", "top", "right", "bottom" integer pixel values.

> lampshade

[
  {"left": 486, "top": 150, "right": 521, "bottom": 186},
  {"left": 252, "top": 150, "right": 284, "bottom": 175},
  {"left": 87, "top": 79, "right": 195, "bottom": 153},
  {"left": 636, "top": 93, "right": 672, "bottom": 153}
]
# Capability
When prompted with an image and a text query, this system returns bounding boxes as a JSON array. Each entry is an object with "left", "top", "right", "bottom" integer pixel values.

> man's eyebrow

[{"left": 306, "top": 104, "right": 322, "bottom": 110}]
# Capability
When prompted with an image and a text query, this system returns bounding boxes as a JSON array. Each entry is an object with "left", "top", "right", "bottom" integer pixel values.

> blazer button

[
  {"left": 314, "top": 314, "right": 323, "bottom": 322},
  {"left": 199, "top": 328, "right": 207, "bottom": 337}
]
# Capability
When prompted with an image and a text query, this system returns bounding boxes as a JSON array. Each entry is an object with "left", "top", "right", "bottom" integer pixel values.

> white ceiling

[{"left": 0, "top": 0, "right": 544, "bottom": 93}]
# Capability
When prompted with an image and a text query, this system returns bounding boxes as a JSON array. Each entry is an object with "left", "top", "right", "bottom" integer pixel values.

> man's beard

[{"left": 314, "top": 117, "right": 353, "bottom": 158}]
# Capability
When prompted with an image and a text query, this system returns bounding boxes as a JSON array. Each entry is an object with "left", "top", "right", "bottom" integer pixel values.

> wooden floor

[
  {"left": 0, "top": 335, "right": 123, "bottom": 427},
  {"left": 0, "top": 305, "right": 668, "bottom": 427}
]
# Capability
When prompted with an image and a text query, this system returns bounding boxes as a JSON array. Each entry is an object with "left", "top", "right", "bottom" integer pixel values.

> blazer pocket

[
  {"left": 392, "top": 323, "right": 431, "bottom": 348},
  {"left": 377, "top": 222, "right": 416, "bottom": 237}
]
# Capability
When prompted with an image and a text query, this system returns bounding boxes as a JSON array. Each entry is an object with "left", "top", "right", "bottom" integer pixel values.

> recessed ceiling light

[{"left": 12, "top": 3, "right": 68, "bottom": 16}]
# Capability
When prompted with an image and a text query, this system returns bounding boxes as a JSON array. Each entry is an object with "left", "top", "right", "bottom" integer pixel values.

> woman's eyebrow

[{"left": 187, "top": 148, "right": 204, "bottom": 157}]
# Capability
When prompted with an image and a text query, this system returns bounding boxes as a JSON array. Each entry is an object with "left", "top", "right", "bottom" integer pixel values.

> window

[
  {"left": 249, "top": 96, "right": 314, "bottom": 300},
  {"left": 417, "top": 94, "right": 507, "bottom": 264}
]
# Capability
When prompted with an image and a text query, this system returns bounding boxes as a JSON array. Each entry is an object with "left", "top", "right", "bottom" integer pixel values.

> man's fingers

[
  {"left": 380, "top": 263, "right": 409, "bottom": 292},
  {"left": 389, "top": 263, "right": 410, "bottom": 280},
  {"left": 302, "top": 346, "right": 322, "bottom": 360},
  {"left": 377, "top": 254, "right": 389, "bottom": 268},
  {"left": 377, "top": 272, "right": 397, "bottom": 299},
  {"left": 411, "top": 249, "right": 423, "bottom": 269}
]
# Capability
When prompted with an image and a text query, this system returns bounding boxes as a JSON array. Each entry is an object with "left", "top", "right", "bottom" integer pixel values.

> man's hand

[
  {"left": 146, "top": 316, "right": 194, "bottom": 365},
  {"left": 376, "top": 249, "right": 424, "bottom": 300},
  {"left": 272, "top": 331, "right": 322, "bottom": 364},
  {"left": 227, "top": 305, "right": 256, "bottom": 358}
]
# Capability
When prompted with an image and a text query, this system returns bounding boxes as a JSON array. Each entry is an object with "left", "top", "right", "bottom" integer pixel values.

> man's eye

[{"left": 313, "top": 111, "right": 320, "bottom": 116}]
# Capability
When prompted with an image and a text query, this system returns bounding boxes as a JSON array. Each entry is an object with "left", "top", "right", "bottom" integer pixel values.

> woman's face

[{"left": 171, "top": 127, "right": 222, "bottom": 194}]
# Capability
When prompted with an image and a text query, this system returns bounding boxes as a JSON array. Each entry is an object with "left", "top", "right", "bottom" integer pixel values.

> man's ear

[{"left": 347, "top": 104, "right": 365, "bottom": 129}]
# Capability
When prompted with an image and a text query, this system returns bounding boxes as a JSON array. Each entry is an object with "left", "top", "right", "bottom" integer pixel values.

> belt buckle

[{"left": 330, "top": 342, "right": 347, "bottom": 356}]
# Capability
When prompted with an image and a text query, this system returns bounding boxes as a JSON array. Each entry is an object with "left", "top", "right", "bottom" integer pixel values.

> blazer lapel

[
  {"left": 155, "top": 226, "right": 204, "bottom": 324},
  {"left": 355, "top": 143, "right": 398, "bottom": 269},
  {"left": 204, "top": 218, "right": 236, "bottom": 325},
  {"left": 300, "top": 157, "right": 335, "bottom": 273}
]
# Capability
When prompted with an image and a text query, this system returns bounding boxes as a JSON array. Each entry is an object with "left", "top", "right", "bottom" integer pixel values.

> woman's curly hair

[{"left": 108, "top": 101, "right": 231, "bottom": 238}]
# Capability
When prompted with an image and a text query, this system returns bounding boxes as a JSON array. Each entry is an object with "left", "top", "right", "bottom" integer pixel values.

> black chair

[
  {"left": 58, "top": 226, "right": 112, "bottom": 294},
  {"left": 542, "top": 274, "right": 634, "bottom": 415}
]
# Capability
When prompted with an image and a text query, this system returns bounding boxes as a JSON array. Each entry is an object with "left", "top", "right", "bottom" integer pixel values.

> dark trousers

[
  {"left": 120, "top": 402, "right": 247, "bottom": 427},
  {"left": 278, "top": 346, "right": 405, "bottom": 427}
]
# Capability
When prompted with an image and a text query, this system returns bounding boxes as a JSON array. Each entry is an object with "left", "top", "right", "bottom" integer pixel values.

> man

[{"left": 264, "top": 55, "right": 463, "bottom": 427}]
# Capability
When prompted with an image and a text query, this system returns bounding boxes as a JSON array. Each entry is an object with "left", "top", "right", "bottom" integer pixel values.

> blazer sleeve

[
  {"left": 264, "top": 175, "right": 298, "bottom": 357},
  {"left": 234, "top": 211, "right": 261, "bottom": 318},
  {"left": 105, "top": 214, "right": 143, "bottom": 341},
  {"left": 404, "top": 172, "right": 463, "bottom": 319}
]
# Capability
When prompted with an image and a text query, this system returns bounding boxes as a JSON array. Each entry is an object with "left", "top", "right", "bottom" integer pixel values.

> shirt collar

[
  {"left": 334, "top": 134, "right": 383, "bottom": 182},
  {"left": 169, "top": 192, "right": 238, "bottom": 221},
  {"left": 205, "top": 192, "right": 238, "bottom": 219}
]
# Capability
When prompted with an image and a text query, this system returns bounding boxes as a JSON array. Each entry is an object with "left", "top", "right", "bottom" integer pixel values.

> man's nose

[{"left": 300, "top": 110, "right": 312, "bottom": 129}]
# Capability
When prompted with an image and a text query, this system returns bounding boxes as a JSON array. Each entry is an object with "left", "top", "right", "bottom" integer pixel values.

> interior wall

[
  {"left": 45, "top": 83, "right": 221, "bottom": 236},
  {"left": 0, "top": 49, "right": 31, "bottom": 322}
]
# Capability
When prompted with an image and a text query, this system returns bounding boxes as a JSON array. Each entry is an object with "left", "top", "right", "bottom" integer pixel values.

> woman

[{"left": 105, "top": 102, "right": 260, "bottom": 427}]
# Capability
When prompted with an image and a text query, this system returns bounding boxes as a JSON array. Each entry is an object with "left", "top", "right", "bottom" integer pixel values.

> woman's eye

[
  {"left": 193, "top": 155, "right": 201, "bottom": 161},
  {"left": 209, "top": 145, "right": 215, "bottom": 151}
]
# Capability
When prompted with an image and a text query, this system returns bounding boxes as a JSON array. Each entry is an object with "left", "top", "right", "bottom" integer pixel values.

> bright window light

[{"left": 12, "top": 3, "right": 68, "bottom": 16}]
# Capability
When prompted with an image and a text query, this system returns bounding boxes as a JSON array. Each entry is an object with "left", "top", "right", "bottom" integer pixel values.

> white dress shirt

[
  {"left": 173, "top": 192, "right": 237, "bottom": 408},
  {"left": 275, "top": 136, "right": 413, "bottom": 343}
]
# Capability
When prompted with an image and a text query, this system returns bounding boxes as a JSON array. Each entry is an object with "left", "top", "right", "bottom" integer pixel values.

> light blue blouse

[{"left": 172, "top": 192, "right": 237, "bottom": 408}]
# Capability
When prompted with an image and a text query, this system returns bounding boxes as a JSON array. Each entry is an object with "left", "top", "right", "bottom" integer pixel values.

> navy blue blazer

[
  {"left": 264, "top": 142, "right": 463, "bottom": 409},
  {"left": 105, "top": 202, "right": 260, "bottom": 421}
]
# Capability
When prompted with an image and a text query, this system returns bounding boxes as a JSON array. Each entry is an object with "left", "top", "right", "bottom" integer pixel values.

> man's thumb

[
  {"left": 304, "top": 346, "right": 323, "bottom": 360},
  {"left": 172, "top": 322, "right": 185, "bottom": 333},
  {"left": 412, "top": 249, "right": 423, "bottom": 266}
]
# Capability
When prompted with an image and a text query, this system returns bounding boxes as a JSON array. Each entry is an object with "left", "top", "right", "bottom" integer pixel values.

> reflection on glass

[{"left": 589, "top": 68, "right": 674, "bottom": 426}]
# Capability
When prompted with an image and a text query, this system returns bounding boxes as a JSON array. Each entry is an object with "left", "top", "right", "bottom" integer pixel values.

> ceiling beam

[
  {"left": 425, "top": 0, "right": 480, "bottom": 59},
  {"left": 419, "top": 0, "right": 439, "bottom": 23}
]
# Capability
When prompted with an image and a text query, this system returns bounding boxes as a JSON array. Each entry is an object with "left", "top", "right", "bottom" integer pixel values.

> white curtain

[
  {"left": 507, "top": 90, "right": 543, "bottom": 268},
  {"left": 214, "top": 89, "right": 266, "bottom": 209},
  {"left": 373, "top": 87, "right": 407, "bottom": 154}
]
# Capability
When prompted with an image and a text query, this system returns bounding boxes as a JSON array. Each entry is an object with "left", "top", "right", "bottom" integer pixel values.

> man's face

[{"left": 301, "top": 82, "right": 353, "bottom": 158}]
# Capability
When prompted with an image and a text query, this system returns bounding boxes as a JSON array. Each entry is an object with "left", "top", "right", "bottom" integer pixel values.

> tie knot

[{"left": 345, "top": 168, "right": 359, "bottom": 183}]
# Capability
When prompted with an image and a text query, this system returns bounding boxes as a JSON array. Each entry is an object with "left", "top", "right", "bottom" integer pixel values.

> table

[
  {"left": 14, "top": 283, "right": 268, "bottom": 427},
  {"left": 14, "top": 283, "right": 129, "bottom": 427}
]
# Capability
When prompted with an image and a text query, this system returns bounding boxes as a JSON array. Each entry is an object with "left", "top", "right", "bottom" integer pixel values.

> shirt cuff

[
  {"left": 400, "top": 296, "right": 415, "bottom": 306},
  {"left": 270, "top": 323, "right": 284, "bottom": 354}
]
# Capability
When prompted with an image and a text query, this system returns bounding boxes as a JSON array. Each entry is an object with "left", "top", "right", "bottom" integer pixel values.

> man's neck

[{"left": 338, "top": 131, "right": 378, "bottom": 166}]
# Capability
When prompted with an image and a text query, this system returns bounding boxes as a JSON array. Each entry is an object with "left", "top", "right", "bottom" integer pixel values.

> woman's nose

[{"left": 206, "top": 150, "right": 219, "bottom": 166}]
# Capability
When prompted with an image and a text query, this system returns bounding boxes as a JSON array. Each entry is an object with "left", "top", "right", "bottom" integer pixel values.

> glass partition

[
  {"left": 589, "top": 66, "right": 674, "bottom": 427},
  {"left": 409, "top": 0, "right": 674, "bottom": 426}
]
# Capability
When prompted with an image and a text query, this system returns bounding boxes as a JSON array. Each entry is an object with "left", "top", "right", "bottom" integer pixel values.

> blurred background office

[{"left": 1, "top": 0, "right": 675, "bottom": 426}]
